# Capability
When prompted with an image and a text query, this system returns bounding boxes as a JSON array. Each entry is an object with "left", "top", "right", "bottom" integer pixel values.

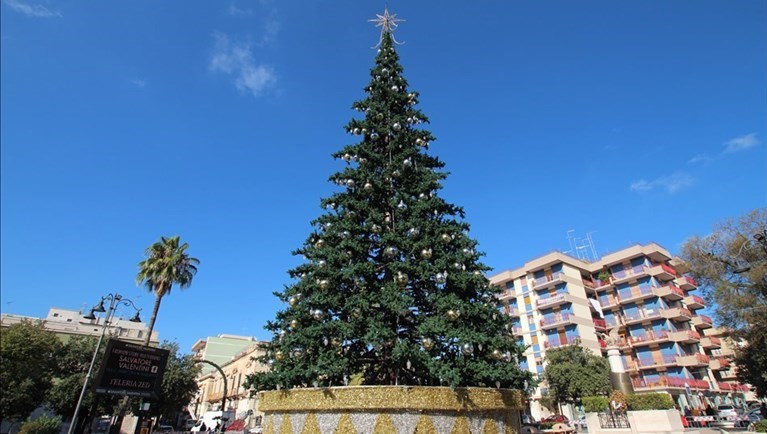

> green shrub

[
  {"left": 582, "top": 396, "right": 609, "bottom": 413},
  {"left": 626, "top": 393, "right": 674, "bottom": 410},
  {"left": 753, "top": 419, "right": 767, "bottom": 433},
  {"left": 19, "top": 415, "right": 62, "bottom": 434}
]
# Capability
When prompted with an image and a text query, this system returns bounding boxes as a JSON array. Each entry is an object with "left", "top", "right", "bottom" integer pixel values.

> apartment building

[
  {"left": 191, "top": 334, "right": 259, "bottom": 374},
  {"left": 490, "top": 243, "right": 743, "bottom": 419},
  {"left": 0, "top": 307, "right": 159, "bottom": 346},
  {"left": 194, "top": 342, "right": 269, "bottom": 431}
]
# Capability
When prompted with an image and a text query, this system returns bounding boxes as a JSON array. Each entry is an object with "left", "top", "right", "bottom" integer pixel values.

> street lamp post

[{"left": 67, "top": 294, "right": 142, "bottom": 434}]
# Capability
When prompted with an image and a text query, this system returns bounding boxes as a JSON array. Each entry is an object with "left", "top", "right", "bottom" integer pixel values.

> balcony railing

[
  {"left": 618, "top": 285, "right": 655, "bottom": 303},
  {"left": 692, "top": 314, "right": 713, "bottom": 329},
  {"left": 636, "top": 354, "right": 677, "bottom": 368},
  {"left": 623, "top": 309, "right": 662, "bottom": 324},
  {"left": 669, "top": 329, "right": 701, "bottom": 343},
  {"left": 676, "top": 275, "right": 698, "bottom": 289},
  {"left": 700, "top": 336, "right": 721, "bottom": 348},
  {"left": 628, "top": 330, "right": 669, "bottom": 346},
  {"left": 632, "top": 376, "right": 708, "bottom": 390},
  {"left": 598, "top": 295, "right": 619, "bottom": 308},
  {"left": 676, "top": 353, "right": 709, "bottom": 366},
  {"left": 684, "top": 295, "right": 705, "bottom": 309},
  {"left": 532, "top": 272, "right": 565, "bottom": 289},
  {"left": 662, "top": 307, "right": 692, "bottom": 321},
  {"left": 583, "top": 279, "right": 596, "bottom": 289},
  {"left": 710, "top": 357, "right": 731, "bottom": 370},
  {"left": 540, "top": 313, "right": 572, "bottom": 328},
  {"left": 654, "top": 285, "right": 685, "bottom": 300},
  {"left": 544, "top": 337, "right": 578, "bottom": 349},
  {"left": 511, "top": 326, "right": 523, "bottom": 335},
  {"left": 594, "top": 278, "right": 612, "bottom": 289},
  {"left": 536, "top": 293, "right": 570, "bottom": 309},
  {"left": 612, "top": 265, "right": 649, "bottom": 284},
  {"left": 593, "top": 318, "right": 607, "bottom": 329}
]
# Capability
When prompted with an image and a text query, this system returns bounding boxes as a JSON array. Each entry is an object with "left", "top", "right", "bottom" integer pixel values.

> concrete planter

[{"left": 258, "top": 385, "right": 523, "bottom": 434}]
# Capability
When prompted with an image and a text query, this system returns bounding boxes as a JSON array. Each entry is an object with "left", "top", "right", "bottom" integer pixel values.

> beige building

[
  {"left": 490, "top": 243, "right": 746, "bottom": 420},
  {"left": 0, "top": 307, "right": 159, "bottom": 346},
  {"left": 194, "top": 342, "right": 270, "bottom": 430}
]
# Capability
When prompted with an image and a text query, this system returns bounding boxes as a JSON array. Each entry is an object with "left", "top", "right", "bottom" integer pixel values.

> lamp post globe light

[{"left": 67, "top": 293, "right": 142, "bottom": 434}]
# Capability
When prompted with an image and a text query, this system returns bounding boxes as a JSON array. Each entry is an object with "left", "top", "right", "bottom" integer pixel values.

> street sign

[{"left": 94, "top": 339, "right": 169, "bottom": 398}]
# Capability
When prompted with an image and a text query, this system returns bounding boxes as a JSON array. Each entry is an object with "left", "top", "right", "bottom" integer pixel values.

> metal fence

[{"left": 597, "top": 412, "right": 630, "bottom": 429}]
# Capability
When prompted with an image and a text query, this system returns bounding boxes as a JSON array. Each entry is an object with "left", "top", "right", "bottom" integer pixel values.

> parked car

[
  {"left": 747, "top": 408, "right": 764, "bottom": 423},
  {"left": 717, "top": 404, "right": 741, "bottom": 420}
]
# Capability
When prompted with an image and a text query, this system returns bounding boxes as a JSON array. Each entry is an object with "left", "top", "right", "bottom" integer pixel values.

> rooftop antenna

[
  {"left": 565, "top": 229, "right": 576, "bottom": 256},
  {"left": 566, "top": 230, "right": 598, "bottom": 262}
]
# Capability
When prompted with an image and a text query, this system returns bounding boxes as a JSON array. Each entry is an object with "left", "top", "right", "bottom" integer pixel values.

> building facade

[
  {"left": 0, "top": 307, "right": 159, "bottom": 346},
  {"left": 193, "top": 342, "right": 269, "bottom": 430},
  {"left": 191, "top": 334, "right": 259, "bottom": 374},
  {"left": 489, "top": 243, "right": 746, "bottom": 419}
]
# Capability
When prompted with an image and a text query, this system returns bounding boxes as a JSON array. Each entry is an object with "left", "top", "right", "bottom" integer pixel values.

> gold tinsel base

[{"left": 258, "top": 386, "right": 523, "bottom": 434}]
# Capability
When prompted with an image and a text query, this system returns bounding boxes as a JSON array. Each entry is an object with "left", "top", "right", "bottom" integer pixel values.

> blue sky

[{"left": 2, "top": 1, "right": 765, "bottom": 353}]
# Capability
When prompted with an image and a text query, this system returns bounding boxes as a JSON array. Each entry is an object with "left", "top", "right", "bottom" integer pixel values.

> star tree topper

[{"left": 369, "top": 7, "right": 405, "bottom": 47}]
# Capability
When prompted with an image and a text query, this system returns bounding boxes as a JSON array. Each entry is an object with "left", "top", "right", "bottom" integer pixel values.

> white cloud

[
  {"left": 723, "top": 133, "right": 759, "bottom": 153},
  {"left": 209, "top": 33, "right": 276, "bottom": 97},
  {"left": 688, "top": 154, "right": 712, "bottom": 164},
  {"left": 629, "top": 172, "right": 695, "bottom": 193},
  {"left": 3, "top": 0, "right": 61, "bottom": 17},
  {"left": 131, "top": 79, "right": 146, "bottom": 88},
  {"left": 227, "top": 2, "right": 252, "bottom": 16}
]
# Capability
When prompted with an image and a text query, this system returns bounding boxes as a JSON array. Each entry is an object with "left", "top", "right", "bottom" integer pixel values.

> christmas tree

[{"left": 247, "top": 10, "right": 532, "bottom": 391}]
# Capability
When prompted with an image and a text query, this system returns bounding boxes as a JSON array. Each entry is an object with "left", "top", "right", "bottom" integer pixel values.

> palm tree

[{"left": 136, "top": 235, "right": 199, "bottom": 345}]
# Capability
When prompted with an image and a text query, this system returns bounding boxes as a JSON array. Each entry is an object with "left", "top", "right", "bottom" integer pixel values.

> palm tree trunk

[{"left": 143, "top": 293, "right": 163, "bottom": 346}]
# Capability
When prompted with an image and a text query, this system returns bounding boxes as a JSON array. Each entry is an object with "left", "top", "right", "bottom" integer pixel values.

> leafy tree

[
  {"left": 46, "top": 336, "right": 119, "bottom": 421},
  {"left": 0, "top": 321, "right": 62, "bottom": 423},
  {"left": 136, "top": 235, "right": 199, "bottom": 345},
  {"left": 150, "top": 342, "right": 201, "bottom": 420},
  {"left": 543, "top": 344, "right": 611, "bottom": 410},
  {"left": 246, "top": 29, "right": 531, "bottom": 391},
  {"left": 681, "top": 208, "right": 767, "bottom": 397}
]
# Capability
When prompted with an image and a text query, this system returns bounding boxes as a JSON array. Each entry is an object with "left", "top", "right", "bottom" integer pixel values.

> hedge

[
  {"left": 19, "top": 415, "right": 62, "bottom": 434},
  {"left": 753, "top": 419, "right": 767, "bottom": 433},
  {"left": 582, "top": 396, "right": 609, "bottom": 413},
  {"left": 626, "top": 393, "right": 674, "bottom": 410}
]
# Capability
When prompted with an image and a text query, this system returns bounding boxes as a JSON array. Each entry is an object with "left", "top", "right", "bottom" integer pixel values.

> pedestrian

[
  {"left": 760, "top": 402, "right": 767, "bottom": 419},
  {"left": 200, "top": 423, "right": 207, "bottom": 433},
  {"left": 684, "top": 406, "right": 691, "bottom": 417}
]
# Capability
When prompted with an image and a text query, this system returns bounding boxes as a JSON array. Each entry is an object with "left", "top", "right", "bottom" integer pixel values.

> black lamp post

[{"left": 67, "top": 293, "right": 142, "bottom": 434}]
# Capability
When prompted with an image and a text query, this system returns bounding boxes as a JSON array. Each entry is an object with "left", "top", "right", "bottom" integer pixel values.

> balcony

[
  {"left": 710, "top": 357, "right": 730, "bottom": 371},
  {"left": 668, "top": 329, "right": 701, "bottom": 343},
  {"left": 540, "top": 313, "right": 572, "bottom": 330},
  {"left": 605, "top": 317, "right": 622, "bottom": 328},
  {"left": 506, "top": 307, "right": 521, "bottom": 317},
  {"left": 583, "top": 279, "right": 596, "bottom": 290},
  {"left": 535, "top": 293, "right": 574, "bottom": 309},
  {"left": 653, "top": 285, "right": 684, "bottom": 301},
  {"left": 676, "top": 275, "right": 698, "bottom": 290},
  {"left": 532, "top": 272, "right": 565, "bottom": 290},
  {"left": 627, "top": 330, "right": 669, "bottom": 347},
  {"left": 632, "top": 376, "right": 706, "bottom": 390},
  {"left": 684, "top": 295, "right": 705, "bottom": 310},
  {"left": 593, "top": 318, "right": 607, "bottom": 330},
  {"left": 618, "top": 285, "right": 656, "bottom": 304},
  {"left": 637, "top": 354, "right": 678, "bottom": 370},
  {"left": 676, "top": 353, "right": 709, "bottom": 367},
  {"left": 594, "top": 278, "right": 612, "bottom": 290},
  {"left": 692, "top": 314, "right": 713, "bottom": 329},
  {"left": 611, "top": 265, "right": 649, "bottom": 285},
  {"left": 661, "top": 307, "right": 692, "bottom": 321},
  {"left": 623, "top": 309, "right": 662, "bottom": 325},
  {"left": 649, "top": 263, "right": 677, "bottom": 281},
  {"left": 700, "top": 336, "right": 721, "bottom": 349},
  {"left": 511, "top": 325, "right": 523, "bottom": 336},
  {"left": 598, "top": 294, "right": 619, "bottom": 309},
  {"left": 544, "top": 337, "right": 579, "bottom": 349}
]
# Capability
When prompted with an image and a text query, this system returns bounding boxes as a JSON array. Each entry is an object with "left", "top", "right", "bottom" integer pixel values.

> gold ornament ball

[
  {"left": 441, "top": 233, "right": 452, "bottom": 242},
  {"left": 315, "top": 239, "right": 325, "bottom": 249},
  {"left": 422, "top": 337, "right": 434, "bottom": 350},
  {"left": 288, "top": 296, "right": 298, "bottom": 306},
  {"left": 420, "top": 248, "right": 433, "bottom": 259},
  {"left": 319, "top": 279, "right": 330, "bottom": 290},
  {"left": 275, "top": 351, "right": 285, "bottom": 361},
  {"left": 290, "top": 319, "right": 299, "bottom": 329},
  {"left": 492, "top": 349, "right": 502, "bottom": 360},
  {"left": 447, "top": 309, "right": 461, "bottom": 321},
  {"left": 396, "top": 272, "right": 409, "bottom": 285},
  {"left": 364, "top": 182, "right": 373, "bottom": 191}
]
